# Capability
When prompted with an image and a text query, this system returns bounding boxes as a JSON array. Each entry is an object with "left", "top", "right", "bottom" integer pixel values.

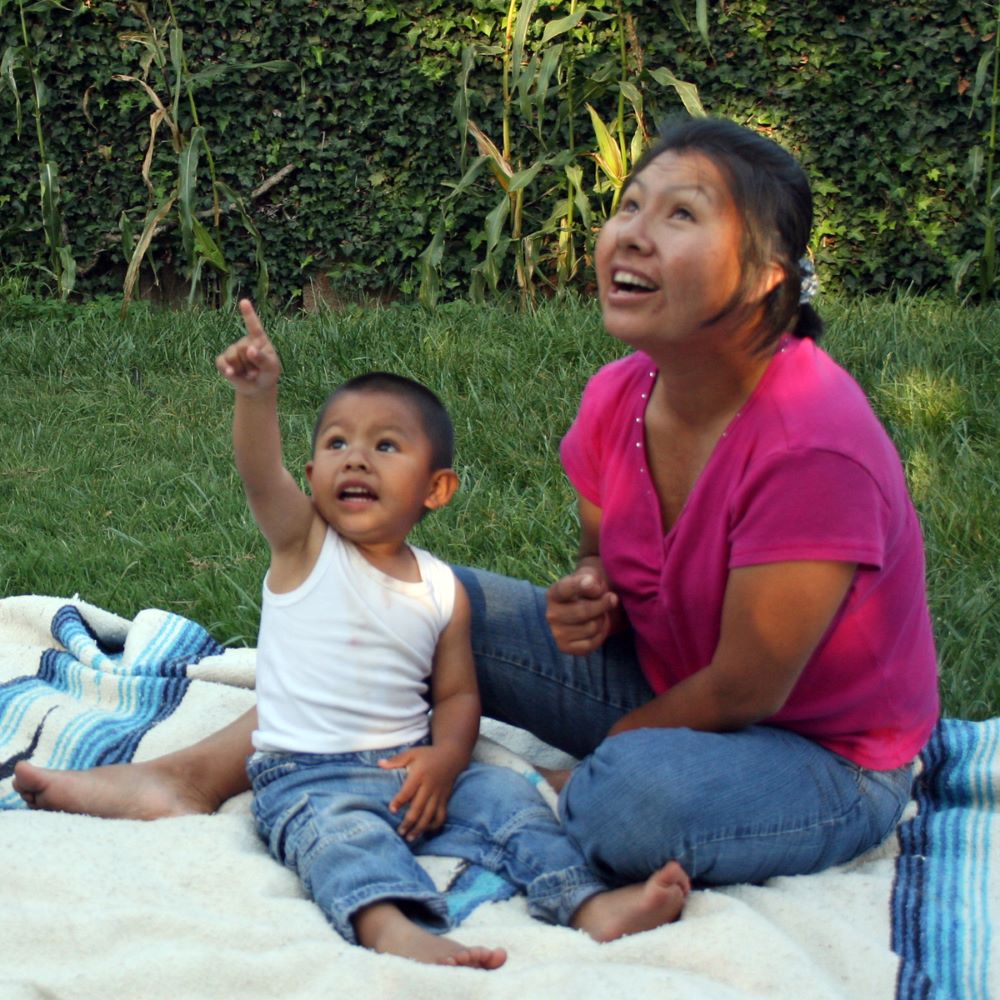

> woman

[{"left": 15, "top": 117, "right": 938, "bottom": 888}]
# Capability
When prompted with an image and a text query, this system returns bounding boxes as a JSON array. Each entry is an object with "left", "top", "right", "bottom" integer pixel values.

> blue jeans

[
  {"left": 247, "top": 746, "right": 605, "bottom": 944},
  {"left": 455, "top": 566, "right": 915, "bottom": 886}
]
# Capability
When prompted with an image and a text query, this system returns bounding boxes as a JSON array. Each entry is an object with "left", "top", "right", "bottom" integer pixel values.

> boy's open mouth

[{"left": 339, "top": 485, "right": 377, "bottom": 502}]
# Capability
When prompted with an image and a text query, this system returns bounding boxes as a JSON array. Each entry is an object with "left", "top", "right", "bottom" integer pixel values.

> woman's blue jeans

[{"left": 455, "top": 566, "right": 914, "bottom": 886}]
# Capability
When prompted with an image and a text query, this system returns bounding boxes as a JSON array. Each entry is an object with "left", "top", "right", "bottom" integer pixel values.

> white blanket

[{"left": 1, "top": 595, "right": 996, "bottom": 1000}]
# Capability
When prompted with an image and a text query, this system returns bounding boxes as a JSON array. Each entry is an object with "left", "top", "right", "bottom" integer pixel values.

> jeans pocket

[{"left": 247, "top": 752, "right": 300, "bottom": 791}]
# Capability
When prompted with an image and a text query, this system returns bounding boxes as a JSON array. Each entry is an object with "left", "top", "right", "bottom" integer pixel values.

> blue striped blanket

[{"left": 0, "top": 595, "right": 996, "bottom": 999}]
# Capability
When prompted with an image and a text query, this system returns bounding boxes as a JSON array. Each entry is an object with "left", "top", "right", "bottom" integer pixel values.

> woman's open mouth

[{"left": 611, "top": 269, "right": 658, "bottom": 295}]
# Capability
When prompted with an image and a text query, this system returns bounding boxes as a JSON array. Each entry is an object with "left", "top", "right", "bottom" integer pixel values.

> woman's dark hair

[
  {"left": 312, "top": 372, "right": 454, "bottom": 470},
  {"left": 626, "top": 116, "right": 824, "bottom": 349}
]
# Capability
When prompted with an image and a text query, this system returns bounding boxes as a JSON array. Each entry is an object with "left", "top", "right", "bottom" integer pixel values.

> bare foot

[
  {"left": 12, "top": 759, "right": 213, "bottom": 820},
  {"left": 354, "top": 902, "right": 507, "bottom": 969},
  {"left": 535, "top": 765, "right": 573, "bottom": 793},
  {"left": 571, "top": 861, "right": 690, "bottom": 943}
]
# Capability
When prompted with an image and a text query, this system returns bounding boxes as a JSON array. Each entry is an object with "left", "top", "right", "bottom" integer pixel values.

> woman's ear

[
  {"left": 424, "top": 469, "right": 460, "bottom": 511},
  {"left": 756, "top": 259, "right": 785, "bottom": 300}
]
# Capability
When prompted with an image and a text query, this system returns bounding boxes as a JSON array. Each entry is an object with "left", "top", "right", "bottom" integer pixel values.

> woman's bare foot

[
  {"left": 354, "top": 902, "right": 507, "bottom": 969},
  {"left": 570, "top": 861, "right": 690, "bottom": 942},
  {"left": 12, "top": 759, "right": 214, "bottom": 820}
]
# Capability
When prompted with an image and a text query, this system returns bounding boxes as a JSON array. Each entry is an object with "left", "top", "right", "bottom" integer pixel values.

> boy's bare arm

[
  {"left": 216, "top": 299, "right": 315, "bottom": 553},
  {"left": 379, "top": 583, "right": 480, "bottom": 840}
]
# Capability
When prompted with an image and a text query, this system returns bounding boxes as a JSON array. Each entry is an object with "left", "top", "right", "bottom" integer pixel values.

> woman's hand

[{"left": 546, "top": 559, "right": 621, "bottom": 655}]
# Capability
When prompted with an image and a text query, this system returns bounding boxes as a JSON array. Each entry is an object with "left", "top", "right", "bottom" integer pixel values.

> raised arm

[{"left": 215, "top": 299, "right": 315, "bottom": 555}]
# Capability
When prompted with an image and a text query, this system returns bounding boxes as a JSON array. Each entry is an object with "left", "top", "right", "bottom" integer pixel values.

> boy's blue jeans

[
  {"left": 247, "top": 747, "right": 605, "bottom": 944},
  {"left": 455, "top": 566, "right": 915, "bottom": 886}
]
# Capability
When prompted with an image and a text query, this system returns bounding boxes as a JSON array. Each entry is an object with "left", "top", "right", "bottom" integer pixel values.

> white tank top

[{"left": 252, "top": 527, "right": 456, "bottom": 754}]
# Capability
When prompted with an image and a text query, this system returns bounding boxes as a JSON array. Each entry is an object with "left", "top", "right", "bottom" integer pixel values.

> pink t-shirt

[{"left": 560, "top": 336, "right": 939, "bottom": 769}]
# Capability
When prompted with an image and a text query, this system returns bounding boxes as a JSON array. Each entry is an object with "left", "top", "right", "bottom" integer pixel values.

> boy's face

[{"left": 306, "top": 389, "right": 449, "bottom": 548}]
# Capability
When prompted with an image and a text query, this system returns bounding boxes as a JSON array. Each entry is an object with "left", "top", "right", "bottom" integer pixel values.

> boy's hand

[
  {"left": 216, "top": 299, "right": 281, "bottom": 395},
  {"left": 546, "top": 563, "right": 620, "bottom": 655},
  {"left": 379, "top": 745, "right": 465, "bottom": 842}
]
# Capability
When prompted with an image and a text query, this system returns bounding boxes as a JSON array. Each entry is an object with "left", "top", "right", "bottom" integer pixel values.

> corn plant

[
  {"left": 955, "top": 6, "right": 1000, "bottom": 301},
  {"left": 0, "top": 0, "right": 75, "bottom": 298},
  {"left": 419, "top": 0, "right": 708, "bottom": 308},
  {"left": 115, "top": 1, "right": 293, "bottom": 315}
]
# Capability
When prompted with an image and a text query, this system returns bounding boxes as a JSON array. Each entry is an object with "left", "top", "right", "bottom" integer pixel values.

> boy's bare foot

[
  {"left": 354, "top": 902, "right": 507, "bottom": 969},
  {"left": 571, "top": 860, "right": 690, "bottom": 943},
  {"left": 12, "top": 759, "right": 214, "bottom": 820}
]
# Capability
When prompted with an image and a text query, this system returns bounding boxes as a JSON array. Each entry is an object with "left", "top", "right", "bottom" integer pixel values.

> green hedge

[{"left": 0, "top": 1, "right": 989, "bottom": 305}]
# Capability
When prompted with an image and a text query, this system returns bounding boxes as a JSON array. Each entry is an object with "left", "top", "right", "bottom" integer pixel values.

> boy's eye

[
  {"left": 376, "top": 439, "right": 398, "bottom": 452},
  {"left": 328, "top": 436, "right": 346, "bottom": 450}
]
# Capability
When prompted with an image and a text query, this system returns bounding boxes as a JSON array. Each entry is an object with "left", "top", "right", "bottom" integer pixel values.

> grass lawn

[{"left": 2, "top": 293, "right": 997, "bottom": 719}]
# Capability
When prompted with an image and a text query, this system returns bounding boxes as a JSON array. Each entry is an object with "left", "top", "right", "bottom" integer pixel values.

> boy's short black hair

[{"left": 312, "top": 372, "right": 454, "bottom": 470}]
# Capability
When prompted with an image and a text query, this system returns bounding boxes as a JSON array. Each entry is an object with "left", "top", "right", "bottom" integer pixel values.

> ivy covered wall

[{"left": 0, "top": 1, "right": 988, "bottom": 305}]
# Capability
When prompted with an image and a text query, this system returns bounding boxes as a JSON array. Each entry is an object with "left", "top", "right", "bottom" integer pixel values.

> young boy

[{"left": 217, "top": 299, "right": 689, "bottom": 970}]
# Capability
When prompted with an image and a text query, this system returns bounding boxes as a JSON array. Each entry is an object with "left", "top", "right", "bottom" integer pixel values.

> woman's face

[{"left": 596, "top": 150, "right": 774, "bottom": 356}]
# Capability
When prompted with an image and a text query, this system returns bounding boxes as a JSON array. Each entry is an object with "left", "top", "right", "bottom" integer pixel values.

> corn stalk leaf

[
  {"left": 114, "top": 73, "right": 181, "bottom": 150},
  {"left": 533, "top": 44, "right": 563, "bottom": 130},
  {"left": 453, "top": 44, "right": 476, "bottom": 166},
  {"left": 21, "top": 1, "right": 70, "bottom": 13},
  {"left": 119, "top": 209, "right": 136, "bottom": 264},
  {"left": 39, "top": 160, "right": 61, "bottom": 255},
  {"left": 507, "top": 160, "right": 544, "bottom": 194},
  {"left": 121, "top": 192, "right": 177, "bottom": 317},
  {"left": 468, "top": 120, "right": 513, "bottom": 191},
  {"left": 117, "top": 28, "right": 167, "bottom": 74},
  {"left": 696, "top": 0, "right": 710, "bottom": 50},
  {"left": 57, "top": 244, "right": 75, "bottom": 298},
  {"left": 168, "top": 28, "right": 184, "bottom": 127},
  {"left": 186, "top": 60, "right": 297, "bottom": 88},
  {"left": 646, "top": 67, "right": 706, "bottom": 118},
  {"left": 1, "top": 45, "right": 24, "bottom": 136},
  {"left": 418, "top": 220, "right": 446, "bottom": 308},
  {"left": 191, "top": 217, "right": 227, "bottom": 272},
  {"left": 565, "top": 163, "right": 592, "bottom": 230},
  {"left": 178, "top": 125, "right": 205, "bottom": 263},
  {"left": 216, "top": 180, "right": 268, "bottom": 301},
  {"left": 540, "top": 8, "right": 587, "bottom": 46},
  {"left": 510, "top": 0, "right": 538, "bottom": 95},
  {"left": 138, "top": 107, "right": 166, "bottom": 194},
  {"left": 484, "top": 194, "right": 511, "bottom": 252},
  {"left": 442, "top": 155, "right": 489, "bottom": 205},
  {"left": 629, "top": 125, "right": 645, "bottom": 170},
  {"left": 972, "top": 47, "right": 993, "bottom": 106},
  {"left": 587, "top": 103, "right": 624, "bottom": 185}
]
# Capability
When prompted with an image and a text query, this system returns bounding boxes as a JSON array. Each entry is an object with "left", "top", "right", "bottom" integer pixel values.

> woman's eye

[{"left": 672, "top": 206, "right": 694, "bottom": 221}]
